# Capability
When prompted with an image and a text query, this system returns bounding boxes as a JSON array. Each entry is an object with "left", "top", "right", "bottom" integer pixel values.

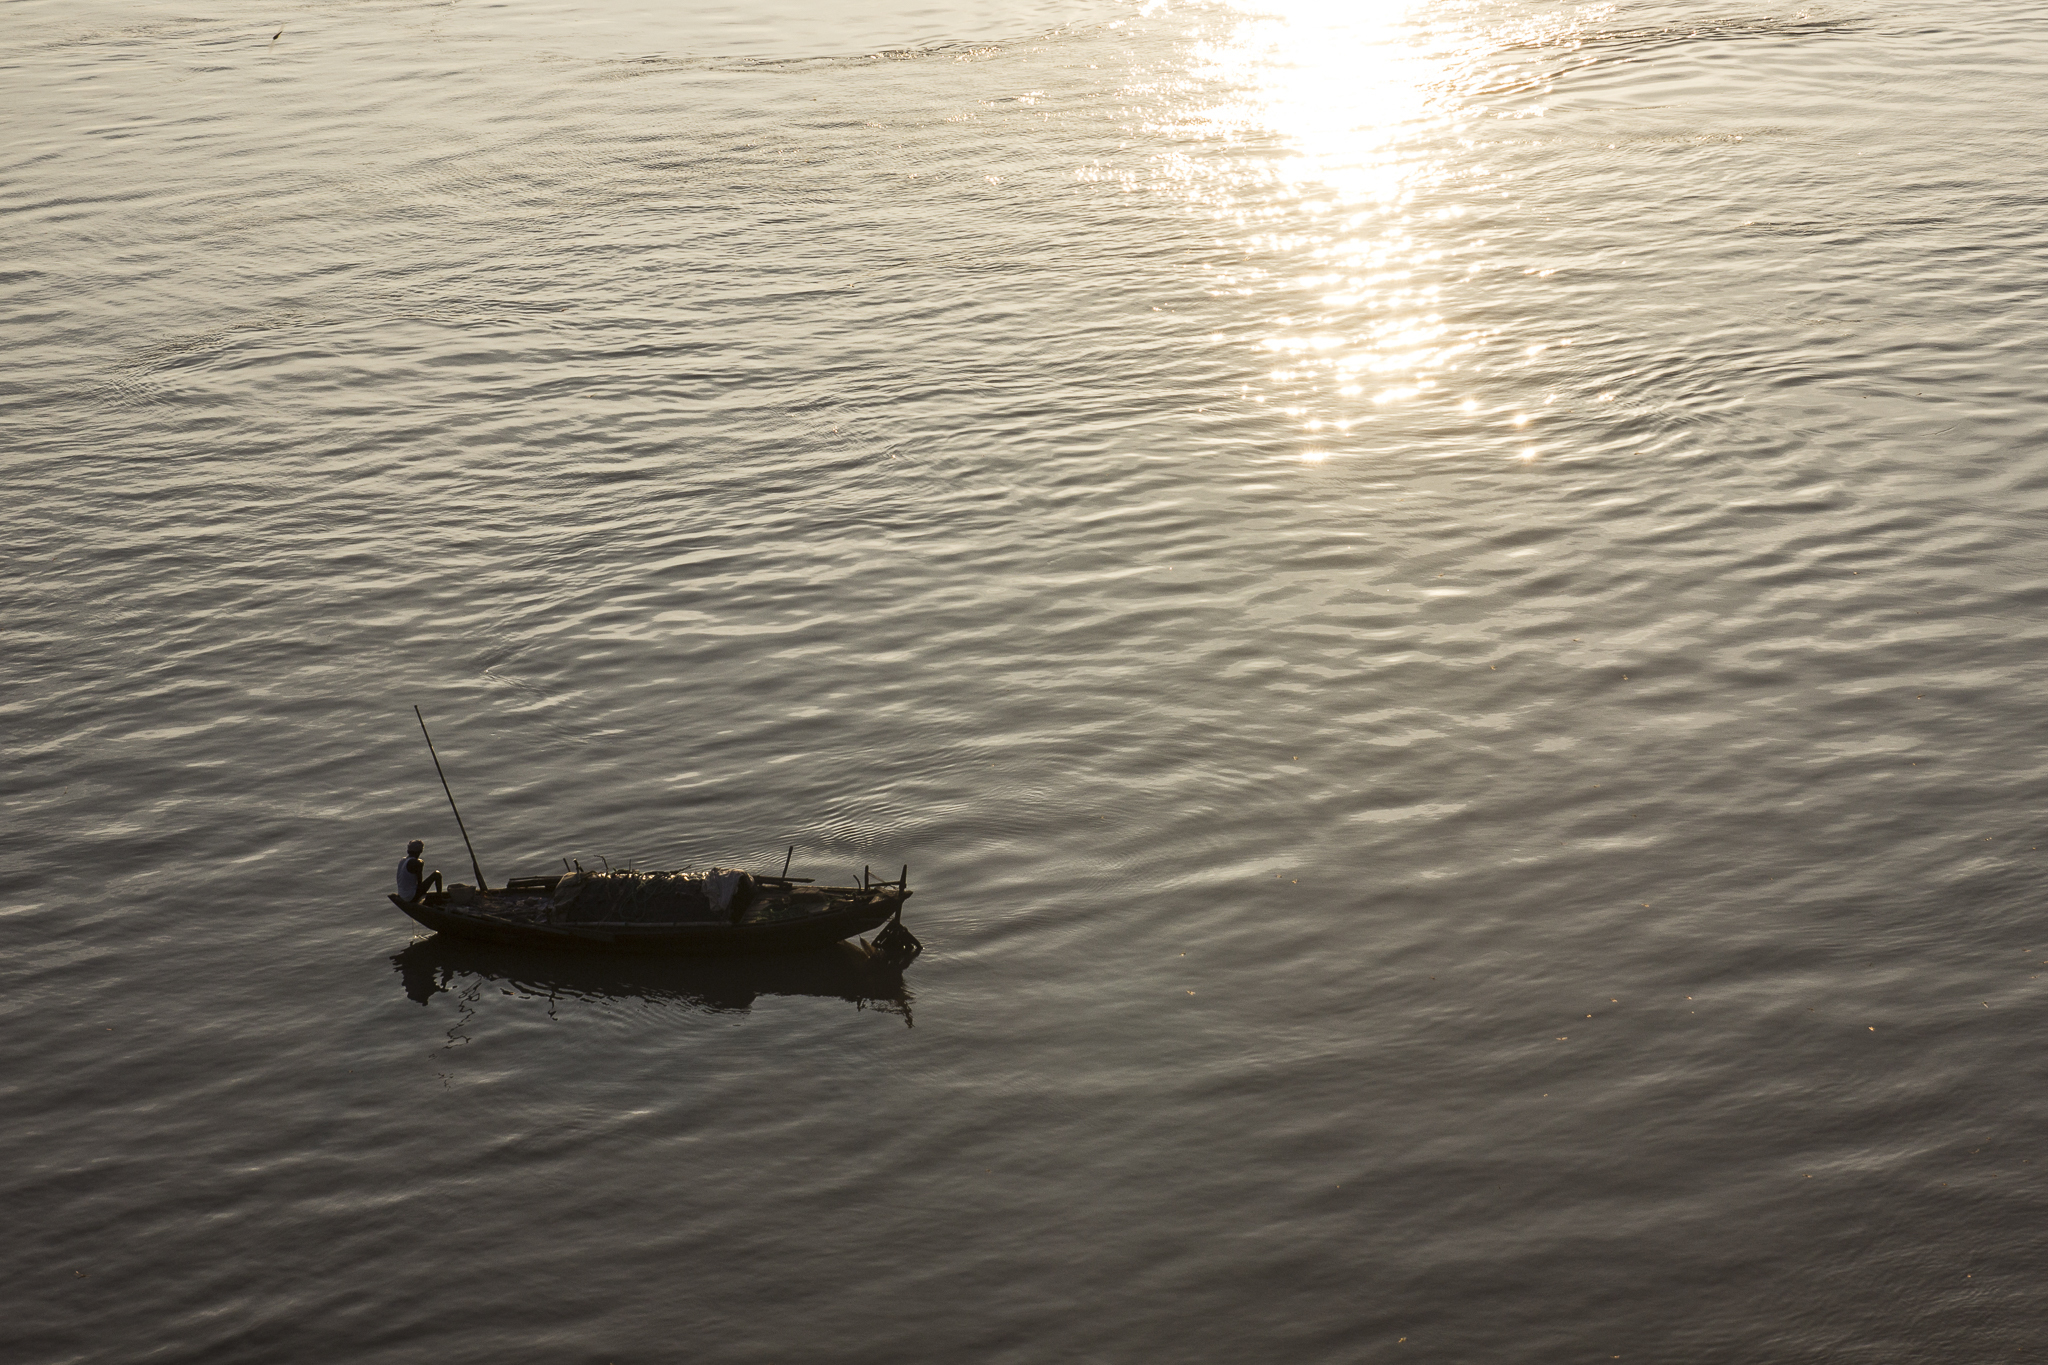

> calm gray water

[{"left": 8, "top": 0, "right": 2048, "bottom": 1359}]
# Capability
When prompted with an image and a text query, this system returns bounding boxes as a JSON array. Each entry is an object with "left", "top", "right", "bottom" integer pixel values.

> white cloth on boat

[
  {"left": 395, "top": 856, "right": 420, "bottom": 900},
  {"left": 706, "top": 868, "right": 745, "bottom": 913}
]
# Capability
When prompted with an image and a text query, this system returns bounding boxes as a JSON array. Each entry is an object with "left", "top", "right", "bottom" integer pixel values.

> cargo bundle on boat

[{"left": 390, "top": 863, "right": 919, "bottom": 961}]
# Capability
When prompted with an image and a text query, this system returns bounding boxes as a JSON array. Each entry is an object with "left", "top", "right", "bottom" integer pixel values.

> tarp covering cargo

[{"left": 548, "top": 869, "right": 755, "bottom": 925}]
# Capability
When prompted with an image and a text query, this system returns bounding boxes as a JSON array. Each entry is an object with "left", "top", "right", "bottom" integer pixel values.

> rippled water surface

[{"left": 9, "top": 0, "right": 2048, "bottom": 1359}]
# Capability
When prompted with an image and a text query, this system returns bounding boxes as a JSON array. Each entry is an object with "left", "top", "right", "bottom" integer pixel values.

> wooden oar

[{"left": 415, "top": 706, "right": 488, "bottom": 892}]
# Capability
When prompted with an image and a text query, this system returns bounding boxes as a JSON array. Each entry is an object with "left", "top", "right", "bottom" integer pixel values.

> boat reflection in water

[{"left": 392, "top": 934, "right": 914, "bottom": 1025}]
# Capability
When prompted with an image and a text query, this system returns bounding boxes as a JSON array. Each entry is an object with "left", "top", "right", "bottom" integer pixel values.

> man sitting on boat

[{"left": 396, "top": 839, "right": 444, "bottom": 904}]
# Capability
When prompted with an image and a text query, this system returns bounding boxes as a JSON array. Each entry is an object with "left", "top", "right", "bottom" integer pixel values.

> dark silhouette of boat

[
  {"left": 392, "top": 710, "right": 922, "bottom": 961},
  {"left": 388, "top": 867, "right": 921, "bottom": 962}
]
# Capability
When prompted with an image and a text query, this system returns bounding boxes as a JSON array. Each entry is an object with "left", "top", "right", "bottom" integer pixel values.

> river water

[{"left": 7, "top": 0, "right": 2047, "bottom": 1360}]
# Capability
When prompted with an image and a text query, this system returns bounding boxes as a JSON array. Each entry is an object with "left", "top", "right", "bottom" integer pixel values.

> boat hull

[{"left": 390, "top": 889, "right": 907, "bottom": 956}]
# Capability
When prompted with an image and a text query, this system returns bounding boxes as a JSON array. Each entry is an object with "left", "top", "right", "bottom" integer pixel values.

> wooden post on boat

[
  {"left": 415, "top": 706, "right": 488, "bottom": 892},
  {"left": 873, "top": 862, "right": 920, "bottom": 965},
  {"left": 782, "top": 845, "right": 794, "bottom": 878}
]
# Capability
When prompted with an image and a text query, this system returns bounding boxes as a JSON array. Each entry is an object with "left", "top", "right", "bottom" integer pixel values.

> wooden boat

[
  {"left": 389, "top": 865, "right": 921, "bottom": 961},
  {"left": 392, "top": 710, "right": 921, "bottom": 960}
]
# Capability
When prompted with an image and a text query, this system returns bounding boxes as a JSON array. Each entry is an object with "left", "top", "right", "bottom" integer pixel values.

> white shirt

[{"left": 395, "top": 856, "right": 421, "bottom": 899}]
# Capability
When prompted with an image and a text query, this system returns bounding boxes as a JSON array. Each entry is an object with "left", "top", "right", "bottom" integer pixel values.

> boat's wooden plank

[{"left": 391, "top": 873, "right": 906, "bottom": 957}]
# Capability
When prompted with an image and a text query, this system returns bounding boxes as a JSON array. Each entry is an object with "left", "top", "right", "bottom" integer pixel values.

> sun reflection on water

[
  {"left": 1175, "top": 0, "right": 1455, "bottom": 204},
  {"left": 1132, "top": 0, "right": 1616, "bottom": 461}
]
